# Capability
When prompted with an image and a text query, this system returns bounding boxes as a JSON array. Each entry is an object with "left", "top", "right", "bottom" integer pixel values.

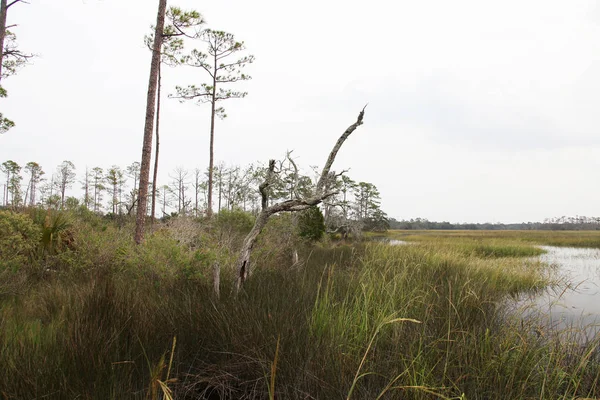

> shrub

[
  {"left": 0, "top": 210, "right": 41, "bottom": 271},
  {"left": 297, "top": 206, "right": 325, "bottom": 241},
  {"left": 28, "top": 208, "right": 73, "bottom": 255},
  {"left": 215, "top": 208, "right": 254, "bottom": 235}
]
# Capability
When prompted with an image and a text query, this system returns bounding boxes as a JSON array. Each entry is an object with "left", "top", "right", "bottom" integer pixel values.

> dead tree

[{"left": 235, "top": 106, "right": 366, "bottom": 292}]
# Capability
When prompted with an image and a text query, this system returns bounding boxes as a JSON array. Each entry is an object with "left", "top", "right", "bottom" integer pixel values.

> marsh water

[{"left": 518, "top": 246, "right": 600, "bottom": 341}]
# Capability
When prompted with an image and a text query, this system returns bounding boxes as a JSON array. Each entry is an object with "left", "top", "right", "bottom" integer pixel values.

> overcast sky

[{"left": 2, "top": 0, "right": 600, "bottom": 223}]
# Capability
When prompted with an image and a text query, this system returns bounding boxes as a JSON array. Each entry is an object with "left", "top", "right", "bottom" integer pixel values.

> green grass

[{"left": 1, "top": 212, "right": 600, "bottom": 399}]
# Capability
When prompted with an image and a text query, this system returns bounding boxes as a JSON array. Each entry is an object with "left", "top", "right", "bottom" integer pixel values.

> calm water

[
  {"left": 388, "top": 239, "right": 409, "bottom": 246},
  {"left": 518, "top": 246, "right": 600, "bottom": 340}
]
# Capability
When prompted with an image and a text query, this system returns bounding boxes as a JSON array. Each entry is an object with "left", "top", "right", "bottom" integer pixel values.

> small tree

[
  {"left": 191, "top": 167, "right": 206, "bottom": 216},
  {"left": 24, "top": 161, "right": 44, "bottom": 206},
  {"left": 175, "top": 29, "right": 254, "bottom": 217},
  {"left": 91, "top": 167, "right": 105, "bottom": 213},
  {"left": 106, "top": 166, "right": 124, "bottom": 214},
  {"left": 54, "top": 161, "right": 76, "bottom": 209},
  {"left": 298, "top": 206, "right": 326, "bottom": 241},
  {"left": 80, "top": 167, "right": 92, "bottom": 209},
  {"left": 1, "top": 159, "right": 20, "bottom": 206},
  {"left": 159, "top": 184, "right": 172, "bottom": 218},
  {"left": 126, "top": 161, "right": 140, "bottom": 213},
  {"left": 235, "top": 106, "right": 366, "bottom": 291}
]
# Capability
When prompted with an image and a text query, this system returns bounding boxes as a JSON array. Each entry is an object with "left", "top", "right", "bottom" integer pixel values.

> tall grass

[{"left": 1, "top": 212, "right": 599, "bottom": 398}]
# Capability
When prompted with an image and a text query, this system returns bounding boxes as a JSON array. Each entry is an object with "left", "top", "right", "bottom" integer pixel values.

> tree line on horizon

[{"left": 389, "top": 216, "right": 600, "bottom": 231}]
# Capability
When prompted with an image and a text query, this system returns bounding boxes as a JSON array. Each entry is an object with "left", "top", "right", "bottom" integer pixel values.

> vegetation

[
  {"left": 384, "top": 229, "right": 600, "bottom": 249},
  {"left": 297, "top": 206, "right": 325, "bottom": 241},
  {"left": 1, "top": 209, "right": 599, "bottom": 399}
]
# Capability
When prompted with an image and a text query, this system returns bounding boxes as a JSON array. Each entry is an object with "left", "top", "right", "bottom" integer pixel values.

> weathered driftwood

[{"left": 235, "top": 106, "right": 366, "bottom": 292}]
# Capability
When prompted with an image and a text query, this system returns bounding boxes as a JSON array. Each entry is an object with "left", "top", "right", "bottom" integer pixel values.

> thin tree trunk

[
  {"left": 5, "top": 173, "right": 9, "bottom": 206},
  {"left": 195, "top": 174, "right": 199, "bottom": 217},
  {"left": 135, "top": 0, "right": 167, "bottom": 244},
  {"left": 31, "top": 179, "right": 36, "bottom": 205},
  {"left": 0, "top": 0, "right": 8, "bottom": 83},
  {"left": 84, "top": 168, "right": 89, "bottom": 209},
  {"left": 23, "top": 173, "right": 31, "bottom": 206},
  {"left": 218, "top": 171, "right": 222, "bottom": 212},
  {"left": 207, "top": 72, "right": 217, "bottom": 217},
  {"left": 151, "top": 62, "right": 161, "bottom": 225}
]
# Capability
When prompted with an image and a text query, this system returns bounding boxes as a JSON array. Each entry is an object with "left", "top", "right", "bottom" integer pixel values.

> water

[{"left": 518, "top": 246, "right": 600, "bottom": 341}]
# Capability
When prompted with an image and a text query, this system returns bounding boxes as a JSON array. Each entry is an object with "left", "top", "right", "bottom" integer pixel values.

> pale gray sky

[{"left": 2, "top": 0, "right": 600, "bottom": 223}]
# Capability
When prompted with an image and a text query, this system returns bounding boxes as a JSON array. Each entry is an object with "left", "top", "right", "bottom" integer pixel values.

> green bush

[
  {"left": 215, "top": 208, "right": 255, "bottom": 235},
  {"left": 298, "top": 206, "right": 325, "bottom": 241},
  {"left": 0, "top": 210, "right": 41, "bottom": 271}
]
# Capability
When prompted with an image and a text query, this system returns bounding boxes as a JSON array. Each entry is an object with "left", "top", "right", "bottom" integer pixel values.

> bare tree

[
  {"left": 80, "top": 167, "right": 92, "bottom": 209},
  {"left": 169, "top": 166, "right": 190, "bottom": 215},
  {"left": 91, "top": 167, "right": 105, "bottom": 213},
  {"left": 159, "top": 184, "right": 172, "bottom": 217},
  {"left": 135, "top": 0, "right": 168, "bottom": 244},
  {"left": 174, "top": 29, "right": 254, "bottom": 217},
  {"left": 191, "top": 167, "right": 206, "bottom": 217},
  {"left": 235, "top": 106, "right": 367, "bottom": 292},
  {"left": 106, "top": 166, "right": 124, "bottom": 214}
]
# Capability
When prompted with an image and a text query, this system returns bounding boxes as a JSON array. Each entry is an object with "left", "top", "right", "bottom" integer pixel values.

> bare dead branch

[
  {"left": 335, "top": 169, "right": 350, "bottom": 178},
  {"left": 7, "top": 0, "right": 28, "bottom": 9},
  {"left": 316, "top": 104, "right": 367, "bottom": 194}
]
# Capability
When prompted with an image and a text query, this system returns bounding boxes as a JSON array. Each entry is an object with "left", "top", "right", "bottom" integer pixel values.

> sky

[{"left": 2, "top": 0, "right": 600, "bottom": 223}]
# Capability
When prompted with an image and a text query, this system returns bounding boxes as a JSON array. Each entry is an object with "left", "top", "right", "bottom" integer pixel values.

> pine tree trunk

[
  {"left": 151, "top": 62, "right": 161, "bottom": 225},
  {"left": 207, "top": 73, "right": 217, "bottom": 217},
  {"left": 135, "top": 0, "right": 167, "bottom": 244},
  {"left": 0, "top": 0, "right": 8, "bottom": 83}
]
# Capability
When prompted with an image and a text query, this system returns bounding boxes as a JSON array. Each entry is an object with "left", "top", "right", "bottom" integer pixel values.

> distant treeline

[{"left": 389, "top": 216, "right": 600, "bottom": 231}]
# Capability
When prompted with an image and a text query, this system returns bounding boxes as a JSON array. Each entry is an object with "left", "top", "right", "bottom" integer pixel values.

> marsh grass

[
  {"left": 383, "top": 229, "right": 600, "bottom": 249},
  {"left": 1, "top": 213, "right": 600, "bottom": 398}
]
